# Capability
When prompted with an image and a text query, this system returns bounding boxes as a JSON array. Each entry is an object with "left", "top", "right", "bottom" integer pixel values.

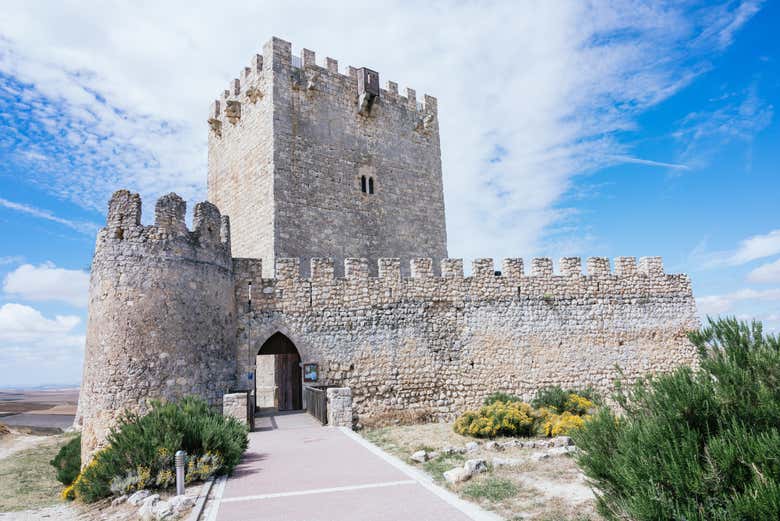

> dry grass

[
  {"left": 0, "top": 433, "right": 74, "bottom": 512},
  {"left": 362, "top": 422, "right": 601, "bottom": 521},
  {"left": 358, "top": 408, "right": 436, "bottom": 429},
  {"left": 0, "top": 423, "right": 9, "bottom": 437}
]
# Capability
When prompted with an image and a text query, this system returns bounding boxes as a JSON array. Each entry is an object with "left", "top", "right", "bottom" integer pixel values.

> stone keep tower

[
  {"left": 207, "top": 37, "right": 448, "bottom": 277},
  {"left": 77, "top": 190, "right": 237, "bottom": 462}
]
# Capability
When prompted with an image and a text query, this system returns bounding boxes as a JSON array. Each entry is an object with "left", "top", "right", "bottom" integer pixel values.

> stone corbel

[
  {"left": 245, "top": 86, "right": 263, "bottom": 104},
  {"left": 208, "top": 118, "right": 222, "bottom": 137},
  {"left": 226, "top": 100, "right": 241, "bottom": 124}
]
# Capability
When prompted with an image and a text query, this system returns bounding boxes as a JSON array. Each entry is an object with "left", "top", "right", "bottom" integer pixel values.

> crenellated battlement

[
  {"left": 231, "top": 254, "right": 691, "bottom": 315},
  {"left": 98, "top": 190, "right": 231, "bottom": 265},
  {"left": 208, "top": 36, "right": 437, "bottom": 133},
  {"left": 233, "top": 255, "right": 673, "bottom": 282}
]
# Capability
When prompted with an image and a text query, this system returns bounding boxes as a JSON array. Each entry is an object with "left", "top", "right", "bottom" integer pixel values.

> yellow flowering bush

[
  {"left": 564, "top": 394, "right": 595, "bottom": 416},
  {"left": 454, "top": 392, "right": 597, "bottom": 439},
  {"left": 454, "top": 400, "right": 536, "bottom": 438},
  {"left": 541, "top": 411, "right": 589, "bottom": 437},
  {"left": 60, "top": 484, "right": 76, "bottom": 501}
]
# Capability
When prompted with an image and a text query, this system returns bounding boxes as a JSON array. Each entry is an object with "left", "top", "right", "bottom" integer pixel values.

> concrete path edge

[
  {"left": 340, "top": 427, "right": 503, "bottom": 521},
  {"left": 187, "top": 476, "right": 215, "bottom": 521}
]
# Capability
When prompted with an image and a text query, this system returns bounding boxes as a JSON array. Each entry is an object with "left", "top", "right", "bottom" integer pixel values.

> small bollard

[{"left": 175, "top": 450, "right": 186, "bottom": 496}]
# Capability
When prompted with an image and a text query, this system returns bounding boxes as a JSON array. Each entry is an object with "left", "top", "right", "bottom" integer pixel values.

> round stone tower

[{"left": 78, "top": 190, "right": 237, "bottom": 463}]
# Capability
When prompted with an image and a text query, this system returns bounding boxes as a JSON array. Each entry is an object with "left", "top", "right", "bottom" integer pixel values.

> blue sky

[{"left": 0, "top": 1, "right": 778, "bottom": 387}]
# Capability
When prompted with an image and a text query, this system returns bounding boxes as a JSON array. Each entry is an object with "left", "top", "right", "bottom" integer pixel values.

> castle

[{"left": 77, "top": 37, "right": 700, "bottom": 461}]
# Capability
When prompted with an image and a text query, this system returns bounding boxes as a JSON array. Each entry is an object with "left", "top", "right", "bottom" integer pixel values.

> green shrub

[
  {"left": 531, "top": 386, "right": 600, "bottom": 413},
  {"left": 50, "top": 435, "right": 81, "bottom": 486},
  {"left": 483, "top": 392, "right": 522, "bottom": 405},
  {"left": 573, "top": 317, "right": 780, "bottom": 521},
  {"left": 73, "top": 396, "right": 248, "bottom": 502}
]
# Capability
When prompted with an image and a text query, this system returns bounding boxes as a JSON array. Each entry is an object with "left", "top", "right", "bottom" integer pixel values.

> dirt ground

[
  {"left": 363, "top": 422, "right": 601, "bottom": 521},
  {"left": 0, "top": 431, "right": 76, "bottom": 513}
]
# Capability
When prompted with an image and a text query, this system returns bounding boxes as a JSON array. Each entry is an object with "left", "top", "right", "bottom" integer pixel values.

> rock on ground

[
  {"left": 464, "top": 459, "right": 488, "bottom": 475},
  {"left": 443, "top": 467, "right": 471, "bottom": 484},
  {"left": 410, "top": 450, "right": 428, "bottom": 463},
  {"left": 127, "top": 489, "right": 151, "bottom": 506}
]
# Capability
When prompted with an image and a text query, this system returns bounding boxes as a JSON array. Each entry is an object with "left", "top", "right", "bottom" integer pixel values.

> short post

[{"left": 175, "top": 450, "right": 186, "bottom": 496}]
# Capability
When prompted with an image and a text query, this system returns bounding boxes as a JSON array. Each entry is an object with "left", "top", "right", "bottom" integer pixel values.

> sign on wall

[{"left": 303, "top": 363, "right": 319, "bottom": 383}]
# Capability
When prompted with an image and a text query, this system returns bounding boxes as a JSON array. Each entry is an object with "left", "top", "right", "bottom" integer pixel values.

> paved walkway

[{"left": 207, "top": 411, "right": 499, "bottom": 521}]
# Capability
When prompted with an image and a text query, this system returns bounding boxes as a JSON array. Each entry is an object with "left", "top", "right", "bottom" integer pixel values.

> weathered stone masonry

[
  {"left": 78, "top": 37, "right": 700, "bottom": 461},
  {"left": 77, "top": 191, "right": 237, "bottom": 462},
  {"left": 208, "top": 37, "right": 447, "bottom": 277},
  {"left": 234, "top": 255, "right": 699, "bottom": 423}
]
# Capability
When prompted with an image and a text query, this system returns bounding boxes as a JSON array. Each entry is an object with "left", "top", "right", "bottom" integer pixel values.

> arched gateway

[{"left": 256, "top": 332, "right": 302, "bottom": 411}]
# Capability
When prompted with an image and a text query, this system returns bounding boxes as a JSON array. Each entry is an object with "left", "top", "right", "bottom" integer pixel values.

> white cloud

[
  {"left": 3, "top": 262, "right": 89, "bottom": 307},
  {"left": 0, "top": 1, "right": 762, "bottom": 259},
  {"left": 695, "top": 229, "right": 780, "bottom": 268},
  {"left": 748, "top": 258, "right": 780, "bottom": 284},
  {"left": 697, "top": 288, "right": 780, "bottom": 315},
  {"left": 0, "top": 196, "right": 98, "bottom": 235},
  {"left": 0, "top": 303, "right": 84, "bottom": 386}
]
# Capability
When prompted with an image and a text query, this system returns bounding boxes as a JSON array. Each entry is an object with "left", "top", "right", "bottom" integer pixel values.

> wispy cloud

[
  {"left": 697, "top": 287, "right": 780, "bottom": 315},
  {"left": 0, "top": 1, "right": 763, "bottom": 259},
  {"left": 748, "top": 258, "right": 780, "bottom": 284},
  {"left": 605, "top": 155, "right": 690, "bottom": 171},
  {"left": 0, "top": 255, "right": 23, "bottom": 266},
  {"left": 0, "top": 196, "right": 98, "bottom": 234},
  {"left": 693, "top": 230, "right": 780, "bottom": 269},
  {"left": 673, "top": 83, "right": 773, "bottom": 168}
]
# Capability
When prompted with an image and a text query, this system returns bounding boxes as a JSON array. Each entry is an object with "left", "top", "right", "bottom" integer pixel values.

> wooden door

[{"left": 275, "top": 353, "right": 302, "bottom": 410}]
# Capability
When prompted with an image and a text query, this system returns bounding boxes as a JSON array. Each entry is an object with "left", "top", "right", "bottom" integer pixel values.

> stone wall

[
  {"left": 207, "top": 37, "right": 448, "bottom": 277},
  {"left": 78, "top": 191, "right": 237, "bottom": 464},
  {"left": 326, "top": 388, "right": 353, "bottom": 428},
  {"left": 223, "top": 392, "right": 250, "bottom": 427},
  {"left": 234, "top": 256, "right": 699, "bottom": 423},
  {"left": 207, "top": 44, "right": 275, "bottom": 273}
]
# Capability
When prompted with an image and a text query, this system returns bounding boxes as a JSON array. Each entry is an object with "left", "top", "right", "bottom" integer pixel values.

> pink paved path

[{"left": 210, "top": 411, "right": 493, "bottom": 521}]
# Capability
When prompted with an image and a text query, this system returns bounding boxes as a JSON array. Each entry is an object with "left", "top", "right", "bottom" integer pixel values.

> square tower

[{"left": 207, "top": 37, "right": 447, "bottom": 276}]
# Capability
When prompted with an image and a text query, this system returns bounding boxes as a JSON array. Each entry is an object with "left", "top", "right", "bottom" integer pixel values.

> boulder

[
  {"left": 549, "top": 446, "right": 576, "bottom": 456},
  {"left": 484, "top": 441, "right": 502, "bottom": 451},
  {"left": 169, "top": 495, "right": 196, "bottom": 514},
  {"left": 111, "top": 495, "right": 128, "bottom": 507},
  {"left": 443, "top": 467, "right": 471, "bottom": 484},
  {"left": 138, "top": 494, "right": 160, "bottom": 521},
  {"left": 465, "top": 441, "right": 479, "bottom": 453},
  {"left": 464, "top": 458, "right": 488, "bottom": 475},
  {"left": 492, "top": 457, "right": 522, "bottom": 468},
  {"left": 127, "top": 489, "right": 151, "bottom": 506},
  {"left": 410, "top": 450, "right": 428, "bottom": 463},
  {"left": 552, "top": 436, "right": 574, "bottom": 447},
  {"left": 152, "top": 500, "right": 174, "bottom": 520}
]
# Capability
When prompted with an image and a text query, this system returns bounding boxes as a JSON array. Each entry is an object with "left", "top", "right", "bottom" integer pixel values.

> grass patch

[
  {"left": 0, "top": 434, "right": 73, "bottom": 512},
  {"left": 422, "top": 453, "right": 465, "bottom": 482},
  {"left": 363, "top": 428, "right": 392, "bottom": 448},
  {"left": 462, "top": 476, "right": 518, "bottom": 501}
]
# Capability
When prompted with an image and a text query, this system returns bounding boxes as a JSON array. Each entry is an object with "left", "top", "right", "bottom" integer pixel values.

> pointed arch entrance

[{"left": 256, "top": 332, "right": 302, "bottom": 411}]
